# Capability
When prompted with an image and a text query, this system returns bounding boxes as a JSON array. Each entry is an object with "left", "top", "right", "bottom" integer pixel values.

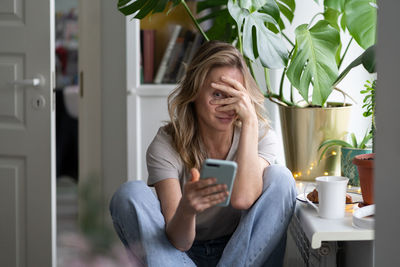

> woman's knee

[
  {"left": 109, "top": 180, "right": 150, "bottom": 217},
  {"left": 262, "top": 164, "right": 296, "bottom": 201}
]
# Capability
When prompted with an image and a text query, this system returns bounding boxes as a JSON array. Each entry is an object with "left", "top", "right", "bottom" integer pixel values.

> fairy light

[
  {"left": 293, "top": 172, "right": 298, "bottom": 178},
  {"left": 324, "top": 171, "right": 329, "bottom": 175},
  {"left": 331, "top": 151, "right": 337, "bottom": 156},
  {"left": 298, "top": 172, "right": 302, "bottom": 177}
]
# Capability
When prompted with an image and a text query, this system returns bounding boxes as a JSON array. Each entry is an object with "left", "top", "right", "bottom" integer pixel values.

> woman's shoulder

[
  {"left": 148, "top": 126, "right": 173, "bottom": 150},
  {"left": 147, "top": 125, "right": 180, "bottom": 160}
]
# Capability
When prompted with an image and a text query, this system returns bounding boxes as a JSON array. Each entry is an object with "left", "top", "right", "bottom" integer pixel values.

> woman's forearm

[
  {"left": 165, "top": 200, "right": 196, "bottom": 251},
  {"left": 231, "top": 119, "right": 263, "bottom": 209}
]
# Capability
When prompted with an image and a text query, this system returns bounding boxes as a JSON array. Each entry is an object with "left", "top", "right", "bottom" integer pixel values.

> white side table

[{"left": 284, "top": 182, "right": 375, "bottom": 267}]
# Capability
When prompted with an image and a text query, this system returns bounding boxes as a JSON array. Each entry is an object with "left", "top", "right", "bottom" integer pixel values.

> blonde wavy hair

[{"left": 164, "top": 41, "right": 269, "bottom": 171}]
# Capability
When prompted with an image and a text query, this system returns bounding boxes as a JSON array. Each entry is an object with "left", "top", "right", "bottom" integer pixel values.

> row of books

[{"left": 140, "top": 25, "right": 205, "bottom": 84}]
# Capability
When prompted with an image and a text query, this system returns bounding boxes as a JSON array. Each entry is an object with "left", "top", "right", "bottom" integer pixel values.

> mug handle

[{"left": 304, "top": 182, "right": 319, "bottom": 213}]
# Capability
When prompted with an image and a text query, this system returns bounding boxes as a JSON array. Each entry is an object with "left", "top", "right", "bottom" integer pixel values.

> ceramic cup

[{"left": 304, "top": 176, "right": 349, "bottom": 219}]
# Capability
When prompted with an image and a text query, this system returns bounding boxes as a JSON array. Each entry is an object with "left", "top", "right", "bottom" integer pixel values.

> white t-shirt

[{"left": 146, "top": 125, "right": 279, "bottom": 241}]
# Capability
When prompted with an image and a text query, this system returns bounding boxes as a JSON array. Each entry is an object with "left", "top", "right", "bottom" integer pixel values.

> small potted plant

[
  {"left": 318, "top": 131, "right": 372, "bottom": 186},
  {"left": 352, "top": 79, "right": 376, "bottom": 205}
]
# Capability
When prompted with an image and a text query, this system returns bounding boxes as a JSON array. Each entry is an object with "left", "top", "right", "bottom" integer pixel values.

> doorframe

[{"left": 78, "top": 0, "right": 127, "bottom": 224}]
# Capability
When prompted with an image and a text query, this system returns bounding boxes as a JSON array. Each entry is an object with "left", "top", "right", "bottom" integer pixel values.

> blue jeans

[{"left": 109, "top": 164, "right": 296, "bottom": 267}]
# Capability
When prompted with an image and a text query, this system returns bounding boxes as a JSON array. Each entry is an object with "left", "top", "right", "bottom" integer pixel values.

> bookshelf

[{"left": 126, "top": 3, "right": 201, "bottom": 181}]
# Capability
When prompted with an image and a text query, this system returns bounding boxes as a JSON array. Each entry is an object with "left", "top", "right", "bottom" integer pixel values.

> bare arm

[
  {"left": 211, "top": 76, "right": 270, "bottom": 209},
  {"left": 154, "top": 169, "right": 228, "bottom": 251}
]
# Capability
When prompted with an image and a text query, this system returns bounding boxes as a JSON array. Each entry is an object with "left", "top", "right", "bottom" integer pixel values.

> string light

[{"left": 324, "top": 171, "right": 329, "bottom": 175}]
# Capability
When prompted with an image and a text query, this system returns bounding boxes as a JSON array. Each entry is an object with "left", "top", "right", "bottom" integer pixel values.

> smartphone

[{"left": 200, "top": 158, "right": 238, "bottom": 207}]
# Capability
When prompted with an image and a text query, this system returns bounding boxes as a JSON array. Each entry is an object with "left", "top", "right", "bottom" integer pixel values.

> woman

[{"left": 110, "top": 41, "right": 296, "bottom": 267}]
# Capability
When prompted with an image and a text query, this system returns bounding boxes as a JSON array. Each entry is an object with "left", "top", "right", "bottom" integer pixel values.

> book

[
  {"left": 162, "top": 36, "right": 184, "bottom": 83},
  {"left": 162, "top": 30, "right": 193, "bottom": 83},
  {"left": 154, "top": 24, "right": 182, "bottom": 84},
  {"left": 176, "top": 32, "right": 204, "bottom": 81},
  {"left": 142, "top": 29, "right": 155, "bottom": 83}
]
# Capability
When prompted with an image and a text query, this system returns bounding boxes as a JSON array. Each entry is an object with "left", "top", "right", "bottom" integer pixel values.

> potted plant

[
  {"left": 117, "top": 0, "right": 377, "bottom": 180},
  {"left": 352, "top": 79, "right": 376, "bottom": 205},
  {"left": 318, "top": 132, "right": 372, "bottom": 186}
]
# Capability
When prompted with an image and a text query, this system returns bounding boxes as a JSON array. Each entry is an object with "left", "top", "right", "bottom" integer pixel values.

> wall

[{"left": 375, "top": 1, "right": 400, "bottom": 266}]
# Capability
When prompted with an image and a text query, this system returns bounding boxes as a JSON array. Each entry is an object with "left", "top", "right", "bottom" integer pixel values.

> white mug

[{"left": 304, "top": 176, "right": 349, "bottom": 219}]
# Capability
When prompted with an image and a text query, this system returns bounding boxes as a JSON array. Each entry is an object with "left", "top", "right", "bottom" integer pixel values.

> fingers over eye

[
  {"left": 221, "top": 76, "right": 245, "bottom": 91},
  {"left": 211, "top": 82, "right": 239, "bottom": 95},
  {"left": 211, "top": 97, "right": 237, "bottom": 105}
]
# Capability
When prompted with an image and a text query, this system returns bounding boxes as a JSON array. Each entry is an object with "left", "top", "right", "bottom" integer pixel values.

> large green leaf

[
  {"left": 228, "top": 0, "right": 288, "bottom": 69},
  {"left": 324, "top": 7, "right": 341, "bottom": 31},
  {"left": 344, "top": 0, "right": 377, "bottom": 49},
  {"left": 118, "top": 0, "right": 179, "bottom": 18},
  {"left": 274, "top": 0, "right": 296, "bottom": 32},
  {"left": 205, "top": 10, "right": 237, "bottom": 42},
  {"left": 333, "top": 44, "right": 375, "bottom": 87},
  {"left": 195, "top": 1, "right": 237, "bottom": 42},
  {"left": 286, "top": 21, "right": 340, "bottom": 106},
  {"left": 324, "top": 0, "right": 346, "bottom": 12},
  {"left": 197, "top": 0, "right": 227, "bottom": 13}
]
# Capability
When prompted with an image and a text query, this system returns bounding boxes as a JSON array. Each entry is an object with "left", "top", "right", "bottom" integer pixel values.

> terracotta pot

[
  {"left": 352, "top": 153, "right": 375, "bottom": 205},
  {"left": 341, "top": 147, "right": 372, "bottom": 186}
]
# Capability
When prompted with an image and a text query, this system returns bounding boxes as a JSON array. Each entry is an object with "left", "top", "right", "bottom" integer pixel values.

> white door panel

[
  {"left": 138, "top": 93, "right": 170, "bottom": 181},
  {"left": 0, "top": 0, "right": 55, "bottom": 266}
]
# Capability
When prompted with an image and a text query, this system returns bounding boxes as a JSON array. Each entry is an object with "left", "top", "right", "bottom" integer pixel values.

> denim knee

[
  {"left": 262, "top": 164, "right": 297, "bottom": 203},
  {"left": 109, "top": 180, "right": 149, "bottom": 219}
]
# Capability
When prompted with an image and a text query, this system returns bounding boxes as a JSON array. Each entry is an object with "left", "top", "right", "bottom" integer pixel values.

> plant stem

[
  {"left": 236, "top": 22, "right": 243, "bottom": 54},
  {"left": 282, "top": 32, "right": 295, "bottom": 48},
  {"left": 309, "top": 12, "right": 323, "bottom": 27},
  {"left": 246, "top": 57, "right": 257, "bottom": 85},
  {"left": 264, "top": 68, "right": 272, "bottom": 94},
  {"left": 264, "top": 92, "right": 295, "bottom": 107},
  {"left": 338, "top": 37, "right": 353, "bottom": 69},
  {"left": 180, "top": 0, "right": 209, "bottom": 41},
  {"left": 279, "top": 67, "right": 287, "bottom": 99},
  {"left": 290, "top": 84, "right": 294, "bottom": 103}
]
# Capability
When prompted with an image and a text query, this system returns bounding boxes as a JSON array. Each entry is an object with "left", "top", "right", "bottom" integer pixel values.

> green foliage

[
  {"left": 318, "top": 131, "right": 372, "bottom": 162},
  {"left": 361, "top": 79, "right": 376, "bottom": 137},
  {"left": 80, "top": 175, "right": 116, "bottom": 254},
  {"left": 318, "top": 78, "right": 376, "bottom": 159},
  {"left": 286, "top": 21, "right": 340, "bottom": 106},
  {"left": 116, "top": 0, "right": 377, "bottom": 107},
  {"left": 227, "top": 0, "right": 289, "bottom": 69}
]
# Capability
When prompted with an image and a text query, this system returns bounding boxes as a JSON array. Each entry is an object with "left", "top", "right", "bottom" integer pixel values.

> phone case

[{"left": 200, "top": 158, "right": 237, "bottom": 207}]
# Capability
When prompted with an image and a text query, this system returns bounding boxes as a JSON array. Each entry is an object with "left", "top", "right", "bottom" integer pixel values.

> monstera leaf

[
  {"left": 118, "top": 0, "right": 180, "bottom": 18},
  {"left": 333, "top": 44, "right": 376, "bottom": 87},
  {"left": 344, "top": 0, "right": 377, "bottom": 49},
  {"left": 228, "top": 0, "right": 288, "bottom": 69},
  {"left": 286, "top": 21, "right": 340, "bottom": 106}
]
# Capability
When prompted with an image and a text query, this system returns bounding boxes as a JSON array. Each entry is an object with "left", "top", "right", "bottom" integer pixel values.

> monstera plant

[
  {"left": 118, "top": 0, "right": 377, "bottom": 180},
  {"left": 117, "top": 0, "right": 376, "bottom": 107}
]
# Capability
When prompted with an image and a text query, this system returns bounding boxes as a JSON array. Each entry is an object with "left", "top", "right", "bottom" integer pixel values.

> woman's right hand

[{"left": 180, "top": 168, "right": 229, "bottom": 215}]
